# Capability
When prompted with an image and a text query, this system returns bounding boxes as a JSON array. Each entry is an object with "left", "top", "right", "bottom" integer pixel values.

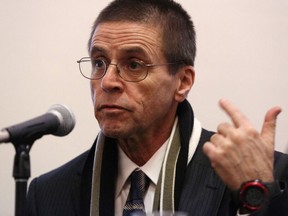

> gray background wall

[{"left": 1, "top": 0, "right": 287, "bottom": 215}]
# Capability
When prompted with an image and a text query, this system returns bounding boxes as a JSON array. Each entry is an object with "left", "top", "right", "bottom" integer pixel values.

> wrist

[{"left": 232, "top": 179, "right": 282, "bottom": 214}]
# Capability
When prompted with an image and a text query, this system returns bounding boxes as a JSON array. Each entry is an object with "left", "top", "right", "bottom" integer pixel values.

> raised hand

[{"left": 203, "top": 99, "right": 282, "bottom": 190}]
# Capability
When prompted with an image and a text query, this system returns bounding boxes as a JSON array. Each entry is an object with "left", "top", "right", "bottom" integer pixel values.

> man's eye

[
  {"left": 94, "top": 59, "right": 105, "bottom": 69},
  {"left": 127, "top": 61, "right": 144, "bottom": 71}
]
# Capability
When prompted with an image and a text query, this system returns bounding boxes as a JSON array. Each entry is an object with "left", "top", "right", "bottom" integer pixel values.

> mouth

[{"left": 98, "top": 104, "right": 128, "bottom": 111}]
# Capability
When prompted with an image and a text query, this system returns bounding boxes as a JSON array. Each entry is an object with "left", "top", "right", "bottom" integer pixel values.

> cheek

[
  {"left": 90, "top": 81, "right": 98, "bottom": 104},
  {"left": 90, "top": 82, "right": 99, "bottom": 119},
  {"left": 141, "top": 82, "right": 175, "bottom": 111}
]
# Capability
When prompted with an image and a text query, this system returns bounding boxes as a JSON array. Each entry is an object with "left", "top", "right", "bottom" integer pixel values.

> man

[{"left": 26, "top": 0, "right": 288, "bottom": 215}]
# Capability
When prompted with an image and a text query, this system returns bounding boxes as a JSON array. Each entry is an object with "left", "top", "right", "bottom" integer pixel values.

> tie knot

[{"left": 130, "top": 169, "right": 149, "bottom": 199}]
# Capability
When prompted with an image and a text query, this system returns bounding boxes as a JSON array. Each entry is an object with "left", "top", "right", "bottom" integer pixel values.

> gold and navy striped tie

[{"left": 123, "top": 169, "right": 149, "bottom": 216}]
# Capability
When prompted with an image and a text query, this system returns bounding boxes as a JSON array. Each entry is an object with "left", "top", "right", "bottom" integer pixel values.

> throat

[{"left": 118, "top": 139, "right": 165, "bottom": 166}]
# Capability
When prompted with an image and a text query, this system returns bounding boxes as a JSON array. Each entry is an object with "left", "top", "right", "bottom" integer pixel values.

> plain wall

[{"left": 0, "top": 0, "right": 287, "bottom": 215}]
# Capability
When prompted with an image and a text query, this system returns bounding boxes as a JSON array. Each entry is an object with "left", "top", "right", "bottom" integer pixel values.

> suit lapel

[
  {"left": 175, "top": 100, "right": 226, "bottom": 215},
  {"left": 179, "top": 129, "right": 226, "bottom": 216},
  {"left": 70, "top": 141, "right": 97, "bottom": 216}
]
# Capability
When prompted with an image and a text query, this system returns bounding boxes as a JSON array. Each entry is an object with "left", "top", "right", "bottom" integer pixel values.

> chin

[{"left": 101, "top": 127, "right": 126, "bottom": 139}]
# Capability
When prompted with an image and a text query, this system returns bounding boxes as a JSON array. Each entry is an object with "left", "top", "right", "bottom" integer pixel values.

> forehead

[{"left": 89, "top": 21, "right": 163, "bottom": 59}]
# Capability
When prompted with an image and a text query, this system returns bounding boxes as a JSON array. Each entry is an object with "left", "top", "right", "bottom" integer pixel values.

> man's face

[{"left": 89, "top": 21, "right": 186, "bottom": 140}]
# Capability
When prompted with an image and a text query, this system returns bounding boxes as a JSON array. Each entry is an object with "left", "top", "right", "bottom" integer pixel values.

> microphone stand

[{"left": 12, "top": 141, "right": 32, "bottom": 216}]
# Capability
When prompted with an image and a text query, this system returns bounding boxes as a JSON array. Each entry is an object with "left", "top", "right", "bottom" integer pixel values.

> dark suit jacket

[
  {"left": 26, "top": 128, "right": 288, "bottom": 216},
  {"left": 26, "top": 100, "right": 288, "bottom": 216}
]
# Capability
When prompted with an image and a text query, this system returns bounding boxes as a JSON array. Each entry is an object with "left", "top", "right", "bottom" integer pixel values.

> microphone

[{"left": 0, "top": 104, "right": 76, "bottom": 144}]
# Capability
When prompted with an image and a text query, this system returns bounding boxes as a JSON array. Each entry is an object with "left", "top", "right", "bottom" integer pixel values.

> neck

[{"left": 118, "top": 116, "right": 177, "bottom": 166}]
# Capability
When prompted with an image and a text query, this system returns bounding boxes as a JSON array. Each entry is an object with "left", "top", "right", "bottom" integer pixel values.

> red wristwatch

[{"left": 239, "top": 179, "right": 269, "bottom": 212}]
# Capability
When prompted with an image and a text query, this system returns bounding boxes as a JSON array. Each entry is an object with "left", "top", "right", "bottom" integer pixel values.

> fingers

[
  {"left": 218, "top": 98, "right": 281, "bottom": 149},
  {"left": 203, "top": 133, "right": 232, "bottom": 162},
  {"left": 217, "top": 122, "right": 233, "bottom": 137},
  {"left": 203, "top": 140, "right": 220, "bottom": 168},
  {"left": 203, "top": 99, "right": 281, "bottom": 190},
  {"left": 261, "top": 106, "right": 282, "bottom": 146},
  {"left": 219, "top": 98, "right": 250, "bottom": 128},
  {"left": 265, "top": 106, "right": 282, "bottom": 122},
  {"left": 203, "top": 141, "right": 217, "bottom": 159}
]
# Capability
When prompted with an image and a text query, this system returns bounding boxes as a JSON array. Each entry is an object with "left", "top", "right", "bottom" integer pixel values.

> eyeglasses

[{"left": 77, "top": 57, "right": 184, "bottom": 82}]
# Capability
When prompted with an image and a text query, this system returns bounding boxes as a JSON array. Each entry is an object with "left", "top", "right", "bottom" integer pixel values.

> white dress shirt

[{"left": 115, "top": 140, "right": 168, "bottom": 216}]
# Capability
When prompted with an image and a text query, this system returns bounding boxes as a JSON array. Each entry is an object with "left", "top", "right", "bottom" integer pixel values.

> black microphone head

[{"left": 47, "top": 104, "right": 76, "bottom": 136}]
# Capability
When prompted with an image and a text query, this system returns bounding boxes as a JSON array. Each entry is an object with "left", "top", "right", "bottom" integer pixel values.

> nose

[{"left": 100, "top": 63, "right": 123, "bottom": 92}]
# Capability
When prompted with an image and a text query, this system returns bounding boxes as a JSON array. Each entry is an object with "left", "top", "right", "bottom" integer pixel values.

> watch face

[
  {"left": 243, "top": 186, "right": 266, "bottom": 206},
  {"left": 240, "top": 180, "right": 269, "bottom": 211}
]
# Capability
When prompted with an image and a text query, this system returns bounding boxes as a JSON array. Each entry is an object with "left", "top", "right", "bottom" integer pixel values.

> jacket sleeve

[{"left": 253, "top": 151, "right": 288, "bottom": 216}]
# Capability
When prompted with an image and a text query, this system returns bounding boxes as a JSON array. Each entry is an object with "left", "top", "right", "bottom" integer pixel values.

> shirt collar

[{"left": 116, "top": 135, "right": 169, "bottom": 198}]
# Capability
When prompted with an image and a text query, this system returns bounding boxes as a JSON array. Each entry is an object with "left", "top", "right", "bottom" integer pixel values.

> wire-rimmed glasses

[{"left": 77, "top": 57, "right": 184, "bottom": 82}]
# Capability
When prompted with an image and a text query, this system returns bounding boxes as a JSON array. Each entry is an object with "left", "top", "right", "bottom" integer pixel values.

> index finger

[{"left": 219, "top": 98, "right": 250, "bottom": 128}]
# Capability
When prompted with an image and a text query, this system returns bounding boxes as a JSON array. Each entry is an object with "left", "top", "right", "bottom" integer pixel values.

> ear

[{"left": 174, "top": 66, "right": 195, "bottom": 102}]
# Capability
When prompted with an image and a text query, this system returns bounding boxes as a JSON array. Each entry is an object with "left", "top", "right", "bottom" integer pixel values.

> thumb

[{"left": 261, "top": 106, "right": 282, "bottom": 146}]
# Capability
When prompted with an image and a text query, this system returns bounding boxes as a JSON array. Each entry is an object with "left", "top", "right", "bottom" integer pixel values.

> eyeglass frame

[{"left": 77, "top": 57, "right": 185, "bottom": 82}]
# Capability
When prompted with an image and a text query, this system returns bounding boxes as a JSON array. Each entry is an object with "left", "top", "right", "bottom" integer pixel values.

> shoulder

[
  {"left": 274, "top": 150, "right": 288, "bottom": 161},
  {"left": 199, "top": 128, "right": 214, "bottom": 143},
  {"left": 29, "top": 149, "right": 91, "bottom": 193},
  {"left": 274, "top": 151, "right": 288, "bottom": 180},
  {"left": 34, "top": 137, "right": 98, "bottom": 184},
  {"left": 40, "top": 149, "right": 90, "bottom": 180},
  {"left": 26, "top": 149, "right": 93, "bottom": 215}
]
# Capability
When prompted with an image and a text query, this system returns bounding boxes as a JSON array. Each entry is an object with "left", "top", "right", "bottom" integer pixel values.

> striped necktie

[{"left": 123, "top": 169, "right": 150, "bottom": 216}]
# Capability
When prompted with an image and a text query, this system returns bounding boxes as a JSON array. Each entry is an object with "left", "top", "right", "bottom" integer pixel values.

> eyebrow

[
  {"left": 121, "top": 47, "right": 148, "bottom": 56},
  {"left": 90, "top": 45, "right": 150, "bottom": 59},
  {"left": 90, "top": 46, "right": 107, "bottom": 57}
]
